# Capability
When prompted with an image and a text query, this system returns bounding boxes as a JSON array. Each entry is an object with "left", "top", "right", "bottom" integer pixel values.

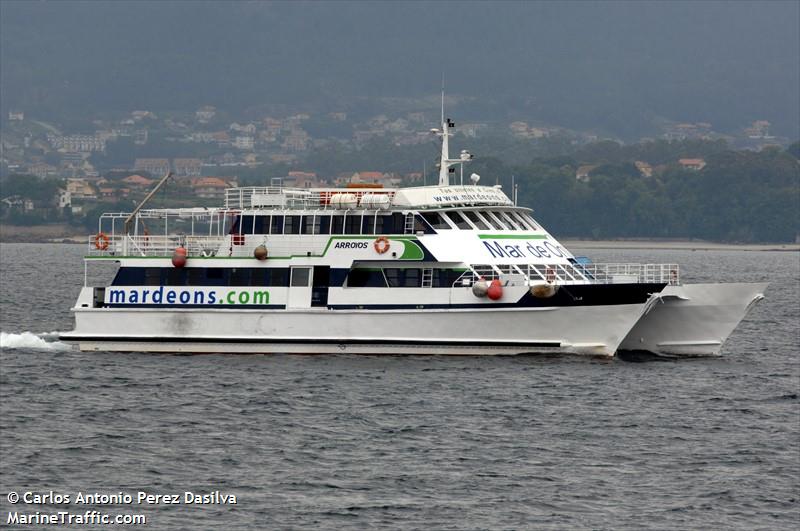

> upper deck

[{"left": 224, "top": 184, "right": 513, "bottom": 211}]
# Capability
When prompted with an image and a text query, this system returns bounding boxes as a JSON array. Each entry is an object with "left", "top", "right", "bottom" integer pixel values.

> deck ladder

[
  {"left": 404, "top": 213, "right": 416, "bottom": 234},
  {"left": 421, "top": 268, "right": 434, "bottom": 288}
]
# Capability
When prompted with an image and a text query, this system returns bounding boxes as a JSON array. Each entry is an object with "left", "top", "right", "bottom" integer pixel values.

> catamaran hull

[
  {"left": 619, "top": 283, "right": 768, "bottom": 357},
  {"left": 62, "top": 301, "right": 653, "bottom": 357}
]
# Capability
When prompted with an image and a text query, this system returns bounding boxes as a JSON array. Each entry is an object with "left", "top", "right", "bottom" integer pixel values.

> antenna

[{"left": 441, "top": 72, "right": 445, "bottom": 125}]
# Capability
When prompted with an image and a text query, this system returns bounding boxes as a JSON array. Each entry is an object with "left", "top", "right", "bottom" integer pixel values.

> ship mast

[{"left": 432, "top": 87, "right": 473, "bottom": 186}]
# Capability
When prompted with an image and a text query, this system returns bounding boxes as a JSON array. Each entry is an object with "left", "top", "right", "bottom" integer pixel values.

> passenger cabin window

[
  {"left": 384, "top": 268, "right": 422, "bottom": 287},
  {"left": 500, "top": 212, "right": 522, "bottom": 230},
  {"left": 490, "top": 211, "right": 513, "bottom": 230},
  {"left": 285, "top": 215, "right": 301, "bottom": 234},
  {"left": 421, "top": 212, "right": 451, "bottom": 230},
  {"left": 361, "top": 214, "right": 375, "bottom": 235},
  {"left": 346, "top": 269, "right": 387, "bottom": 288},
  {"left": 522, "top": 213, "right": 540, "bottom": 230},
  {"left": 270, "top": 216, "right": 283, "bottom": 234},
  {"left": 512, "top": 211, "right": 537, "bottom": 230},
  {"left": 479, "top": 211, "right": 505, "bottom": 230},
  {"left": 312, "top": 215, "right": 329, "bottom": 235},
  {"left": 464, "top": 211, "right": 489, "bottom": 230},
  {"left": 331, "top": 215, "right": 344, "bottom": 234},
  {"left": 230, "top": 268, "right": 250, "bottom": 286},
  {"left": 145, "top": 268, "right": 161, "bottom": 286},
  {"left": 446, "top": 212, "right": 473, "bottom": 230},
  {"left": 344, "top": 214, "right": 361, "bottom": 234},
  {"left": 302, "top": 216, "right": 316, "bottom": 234}
]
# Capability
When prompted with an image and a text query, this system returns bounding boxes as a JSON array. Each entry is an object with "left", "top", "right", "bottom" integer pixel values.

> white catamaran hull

[
  {"left": 619, "top": 283, "right": 768, "bottom": 356},
  {"left": 63, "top": 297, "right": 656, "bottom": 357}
]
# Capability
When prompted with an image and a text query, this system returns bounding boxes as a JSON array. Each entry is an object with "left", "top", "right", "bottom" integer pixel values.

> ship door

[
  {"left": 311, "top": 266, "right": 330, "bottom": 307},
  {"left": 288, "top": 267, "right": 313, "bottom": 309}
]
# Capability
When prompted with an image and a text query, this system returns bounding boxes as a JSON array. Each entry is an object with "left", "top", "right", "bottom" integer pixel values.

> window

[
  {"left": 254, "top": 215, "right": 268, "bottom": 234},
  {"left": 207, "top": 268, "right": 224, "bottom": 282},
  {"left": 345, "top": 213, "right": 362, "bottom": 235},
  {"left": 166, "top": 268, "right": 185, "bottom": 285},
  {"left": 270, "top": 216, "right": 283, "bottom": 234},
  {"left": 499, "top": 211, "right": 522, "bottom": 230},
  {"left": 361, "top": 213, "right": 376, "bottom": 235},
  {"left": 187, "top": 268, "right": 206, "bottom": 285},
  {"left": 229, "top": 268, "right": 250, "bottom": 286},
  {"left": 383, "top": 268, "right": 422, "bottom": 287},
  {"left": 375, "top": 215, "right": 386, "bottom": 234},
  {"left": 486, "top": 211, "right": 510, "bottom": 230},
  {"left": 445, "top": 212, "right": 473, "bottom": 230},
  {"left": 145, "top": 268, "right": 161, "bottom": 286},
  {"left": 346, "top": 268, "right": 387, "bottom": 287},
  {"left": 314, "top": 215, "right": 331, "bottom": 235},
  {"left": 302, "top": 215, "right": 316, "bottom": 234},
  {"left": 240, "top": 215, "right": 255, "bottom": 234},
  {"left": 331, "top": 215, "right": 344, "bottom": 234},
  {"left": 433, "top": 269, "right": 467, "bottom": 287},
  {"left": 112, "top": 267, "right": 145, "bottom": 285},
  {"left": 291, "top": 268, "right": 311, "bottom": 287},
  {"left": 477, "top": 211, "right": 503, "bottom": 230},
  {"left": 522, "top": 213, "right": 540, "bottom": 230},
  {"left": 285, "top": 215, "right": 301, "bottom": 234},
  {"left": 421, "top": 212, "right": 451, "bottom": 230},
  {"left": 267, "top": 269, "right": 289, "bottom": 287},
  {"left": 463, "top": 211, "right": 489, "bottom": 230},
  {"left": 511, "top": 211, "right": 537, "bottom": 230}
]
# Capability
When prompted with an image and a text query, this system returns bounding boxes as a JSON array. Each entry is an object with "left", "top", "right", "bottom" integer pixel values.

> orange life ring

[
  {"left": 94, "top": 232, "right": 110, "bottom": 250},
  {"left": 373, "top": 236, "right": 390, "bottom": 254}
]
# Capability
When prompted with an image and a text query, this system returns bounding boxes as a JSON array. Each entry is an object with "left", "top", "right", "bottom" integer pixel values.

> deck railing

[
  {"left": 87, "top": 234, "right": 225, "bottom": 257},
  {"left": 225, "top": 186, "right": 397, "bottom": 211},
  {"left": 460, "top": 263, "right": 679, "bottom": 286}
]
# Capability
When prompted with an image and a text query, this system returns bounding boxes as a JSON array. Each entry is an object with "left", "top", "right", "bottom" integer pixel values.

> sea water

[{"left": 1, "top": 243, "right": 797, "bottom": 529}]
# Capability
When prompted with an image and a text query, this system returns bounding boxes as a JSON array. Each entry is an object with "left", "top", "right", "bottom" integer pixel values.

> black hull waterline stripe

[{"left": 60, "top": 336, "right": 562, "bottom": 348}]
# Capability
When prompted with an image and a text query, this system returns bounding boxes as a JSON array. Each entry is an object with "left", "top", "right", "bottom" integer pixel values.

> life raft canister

[
  {"left": 94, "top": 232, "right": 110, "bottom": 250},
  {"left": 373, "top": 236, "right": 390, "bottom": 254}
]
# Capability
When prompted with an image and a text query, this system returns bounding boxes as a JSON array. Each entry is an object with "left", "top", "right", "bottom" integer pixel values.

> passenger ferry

[{"left": 61, "top": 111, "right": 767, "bottom": 357}]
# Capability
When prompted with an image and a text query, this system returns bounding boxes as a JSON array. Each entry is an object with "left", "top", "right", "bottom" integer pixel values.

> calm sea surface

[{"left": 1, "top": 243, "right": 798, "bottom": 529}]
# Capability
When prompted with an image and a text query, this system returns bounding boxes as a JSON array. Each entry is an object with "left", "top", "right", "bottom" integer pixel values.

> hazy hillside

[{"left": 1, "top": 0, "right": 798, "bottom": 139}]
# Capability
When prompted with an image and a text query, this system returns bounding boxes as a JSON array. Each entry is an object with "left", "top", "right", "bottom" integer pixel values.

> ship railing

[
  {"left": 225, "top": 186, "right": 397, "bottom": 211},
  {"left": 87, "top": 234, "right": 225, "bottom": 257},
  {"left": 456, "top": 263, "right": 679, "bottom": 287}
]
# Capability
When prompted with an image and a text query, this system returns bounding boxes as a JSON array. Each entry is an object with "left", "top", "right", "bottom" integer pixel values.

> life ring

[
  {"left": 373, "top": 236, "right": 390, "bottom": 254},
  {"left": 545, "top": 266, "right": 556, "bottom": 283},
  {"left": 94, "top": 232, "right": 110, "bottom": 250}
]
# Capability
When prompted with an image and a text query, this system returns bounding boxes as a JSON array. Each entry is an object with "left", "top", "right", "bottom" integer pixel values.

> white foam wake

[{"left": 0, "top": 331, "right": 73, "bottom": 351}]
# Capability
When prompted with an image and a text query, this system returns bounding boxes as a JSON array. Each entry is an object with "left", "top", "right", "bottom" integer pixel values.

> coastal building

[
  {"left": 195, "top": 105, "right": 216, "bottom": 123},
  {"left": 678, "top": 158, "right": 707, "bottom": 171},
  {"left": 134, "top": 158, "right": 170, "bottom": 177},
  {"left": 173, "top": 158, "right": 203, "bottom": 177},
  {"left": 634, "top": 161, "right": 654, "bottom": 178},
  {"left": 191, "top": 177, "right": 237, "bottom": 199}
]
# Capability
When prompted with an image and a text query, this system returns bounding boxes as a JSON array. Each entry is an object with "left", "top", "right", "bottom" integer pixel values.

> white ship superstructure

[{"left": 61, "top": 107, "right": 766, "bottom": 357}]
